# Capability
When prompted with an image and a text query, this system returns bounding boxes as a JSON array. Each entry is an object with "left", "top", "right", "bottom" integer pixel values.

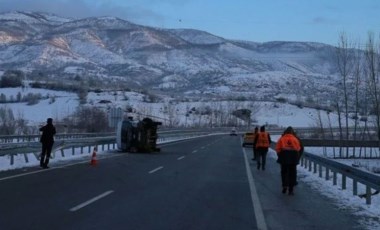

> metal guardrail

[
  {"left": 0, "top": 132, "right": 115, "bottom": 144},
  {"left": 0, "top": 129, "right": 228, "bottom": 155},
  {"left": 301, "top": 139, "right": 380, "bottom": 148},
  {"left": 299, "top": 150, "right": 380, "bottom": 205},
  {"left": 0, "top": 130, "right": 218, "bottom": 165},
  {"left": 268, "top": 140, "right": 380, "bottom": 205}
]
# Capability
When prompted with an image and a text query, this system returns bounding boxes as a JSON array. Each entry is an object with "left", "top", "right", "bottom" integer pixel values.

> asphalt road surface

[{"left": 0, "top": 135, "right": 363, "bottom": 230}]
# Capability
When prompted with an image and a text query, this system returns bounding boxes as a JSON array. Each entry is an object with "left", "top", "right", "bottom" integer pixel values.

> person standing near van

[
  {"left": 254, "top": 125, "right": 272, "bottom": 170},
  {"left": 39, "top": 118, "right": 56, "bottom": 169}
]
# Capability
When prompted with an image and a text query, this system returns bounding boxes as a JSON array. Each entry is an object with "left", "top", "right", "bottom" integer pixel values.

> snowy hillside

[
  {"left": 0, "top": 86, "right": 358, "bottom": 131},
  {"left": 0, "top": 11, "right": 342, "bottom": 103}
]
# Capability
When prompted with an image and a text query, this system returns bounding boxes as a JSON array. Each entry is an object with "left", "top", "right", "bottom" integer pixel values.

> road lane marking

[
  {"left": 177, "top": 156, "right": 185, "bottom": 160},
  {"left": 0, "top": 168, "right": 53, "bottom": 181},
  {"left": 149, "top": 166, "right": 164, "bottom": 174},
  {"left": 242, "top": 148, "right": 268, "bottom": 230},
  {"left": 0, "top": 154, "right": 124, "bottom": 182},
  {"left": 192, "top": 150, "right": 198, "bottom": 153},
  {"left": 70, "top": 190, "right": 114, "bottom": 212}
]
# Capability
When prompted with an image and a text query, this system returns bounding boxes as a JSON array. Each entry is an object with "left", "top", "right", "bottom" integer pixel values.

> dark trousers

[
  {"left": 281, "top": 164, "right": 297, "bottom": 188},
  {"left": 40, "top": 143, "right": 54, "bottom": 166},
  {"left": 256, "top": 149, "right": 268, "bottom": 169}
]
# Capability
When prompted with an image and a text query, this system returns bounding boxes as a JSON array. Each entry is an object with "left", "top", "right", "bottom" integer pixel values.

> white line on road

[
  {"left": 0, "top": 154, "right": 124, "bottom": 182},
  {"left": 177, "top": 156, "right": 185, "bottom": 160},
  {"left": 0, "top": 168, "right": 53, "bottom": 181},
  {"left": 192, "top": 150, "right": 198, "bottom": 153},
  {"left": 149, "top": 166, "right": 164, "bottom": 174},
  {"left": 242, "top": 148, "right": 268, "bottom": 230},
  {"left": 70, "top": 190, "right": 114, "bottom": 212}
]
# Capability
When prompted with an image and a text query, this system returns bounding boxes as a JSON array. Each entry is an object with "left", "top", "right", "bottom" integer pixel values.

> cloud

[{"left": 311, "top": 17, "right": 337, "bottom": 25}]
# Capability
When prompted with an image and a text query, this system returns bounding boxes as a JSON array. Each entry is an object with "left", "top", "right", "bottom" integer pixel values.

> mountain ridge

[{"left": 0, "top": 11, "right": 339, "bottom": 102}]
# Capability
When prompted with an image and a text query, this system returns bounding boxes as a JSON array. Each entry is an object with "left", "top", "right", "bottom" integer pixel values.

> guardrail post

[
  {"left": 342, "top": 175, "right": 346, "bottom": 190},
  {"left": 319, "top": 164, "right": 322, "bottom": 178},
  {"left": 24, "top": 153, "right": 29, "bottom": 163},
  {"left": 366, "top": 186, "right": 371, "bottom": 205},
  {"left": 353, "top": 179, "right": 357, "bottom": 195},
  {"left": 325, "top": 167, "right": 329, "bottom": 180},
  {"left": 309, "top": 161, "right": 312, "bottom": 172},
  {"left": 80, "top": 147, "right": 84, "bottom": 154},
  {"left": 72, "top": 147, "right": 75, "bottom": 155},
  {"left": 333, "top": 171, "right": 337, "bottom": 185}
]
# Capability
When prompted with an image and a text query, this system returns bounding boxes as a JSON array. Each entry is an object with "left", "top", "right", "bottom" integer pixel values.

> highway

[{"left": 0, "top": 134, "right": 362, "bottom": 230}]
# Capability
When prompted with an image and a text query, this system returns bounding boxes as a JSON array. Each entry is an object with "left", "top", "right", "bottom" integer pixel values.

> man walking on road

[
  {"left": 254, "top": 125, "right": 272, "bottom": 170},
  {"left": 39, "top": 118, "right": 56, "bottom": 169},
  {"left": 275, "top": 126, "right": 301, "bottom": 195}
]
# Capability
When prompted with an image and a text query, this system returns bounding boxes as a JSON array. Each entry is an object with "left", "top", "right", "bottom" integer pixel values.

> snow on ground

[
  {"left": 269, "top": 136, "right": 380, "bottom": 230},
  {"left": 1, "top": 87, "right": 380, "bottom": 229}
]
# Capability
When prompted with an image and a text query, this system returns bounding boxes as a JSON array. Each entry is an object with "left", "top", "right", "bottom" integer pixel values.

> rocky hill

[{"left": 0, "top": 11, "right": 340, "bottom": 102}]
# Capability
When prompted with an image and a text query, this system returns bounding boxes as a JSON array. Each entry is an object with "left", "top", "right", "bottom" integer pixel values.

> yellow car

[{"left": 242, "top": 132, "right": 255, "bottom": 147}]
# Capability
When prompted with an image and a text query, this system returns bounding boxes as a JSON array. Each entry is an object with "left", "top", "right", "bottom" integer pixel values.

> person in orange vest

[
  {"left": 275, "top": 126, "right": 302, "bottom": 195},
  {"left": 252, "top": 126, "right": 259, "bottom": 161},
  {"left": 254, "top": 125, "right": 272, "bottom": 170}
]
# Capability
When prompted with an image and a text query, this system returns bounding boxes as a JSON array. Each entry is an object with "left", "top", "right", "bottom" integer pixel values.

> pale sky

[{"left": 0, "top": 0, "right": 379, "bottom": 46}]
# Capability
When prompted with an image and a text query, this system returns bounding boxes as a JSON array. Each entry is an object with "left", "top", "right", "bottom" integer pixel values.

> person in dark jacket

[
  {"left": 254, "top": 125, "right": 272, "bottom": 170},
  {"left": 39, "top": 118, "right": 56, "bottom": 169},
  {"left": 252, "top": 126, "right": 259, "bottom": 161},
  {"left": 275, "top": 126, "right": 301, "bottom": 195}
]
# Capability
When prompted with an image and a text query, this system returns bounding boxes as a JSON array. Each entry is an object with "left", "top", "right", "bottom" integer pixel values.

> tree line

[{"left": 319, "top": 32, "right": 380, "bottom": 158}]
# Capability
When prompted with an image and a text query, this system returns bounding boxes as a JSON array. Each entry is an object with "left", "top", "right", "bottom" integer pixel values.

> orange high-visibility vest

[
  {"left": 275, "top": 134, "right": 301, "bottom": 153},
  {"left": 256, "top": 132, "right": 270, "bottom": 148}
]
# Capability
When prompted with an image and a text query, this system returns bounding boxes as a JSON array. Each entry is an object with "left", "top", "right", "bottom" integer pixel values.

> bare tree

[
  {"left": 0, "top": 106, "right": 16, "bottom": 135},
  {"left": 365, "top": 32, "right": 380, "bottom": 141},
  {"left": 351, "top": 42, "right": 364, "bottom": 157},
  {"left": 336, "top": 33, "right": 364, "bottom": 157},
  {"left": 72, "top": 106, "right": 109, "bottom": 132},
  {"left": 336, "top": 33, "right": 354, "bottom": 141}
]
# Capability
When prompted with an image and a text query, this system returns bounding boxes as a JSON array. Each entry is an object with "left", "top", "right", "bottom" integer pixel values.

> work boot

[
  {"left": 288, "top": 187, "right": 294, "bottom": 195},
  {"left": 257, "top": 163, "right": 260, "bottom": 170},
  {"left": 282, "top": 187, "right": 287, "bottom": 194}
]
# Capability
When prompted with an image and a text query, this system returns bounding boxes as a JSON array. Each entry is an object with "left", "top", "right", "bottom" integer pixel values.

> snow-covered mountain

[{"left": 0, "top": 11, "right": 340, "bottom": 101}]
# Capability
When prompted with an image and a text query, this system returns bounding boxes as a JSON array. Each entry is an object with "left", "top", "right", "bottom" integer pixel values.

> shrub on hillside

[
  {"left": 72, "top": 107, "right": 109, "bottom": 132},
  {"left": 0, "top": 70, "right": 23, "bottom": 88}
]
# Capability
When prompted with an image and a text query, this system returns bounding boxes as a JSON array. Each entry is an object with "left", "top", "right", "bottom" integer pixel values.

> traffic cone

[{"left": 90, "top": 147, "right": 97, "bottom": 165}]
